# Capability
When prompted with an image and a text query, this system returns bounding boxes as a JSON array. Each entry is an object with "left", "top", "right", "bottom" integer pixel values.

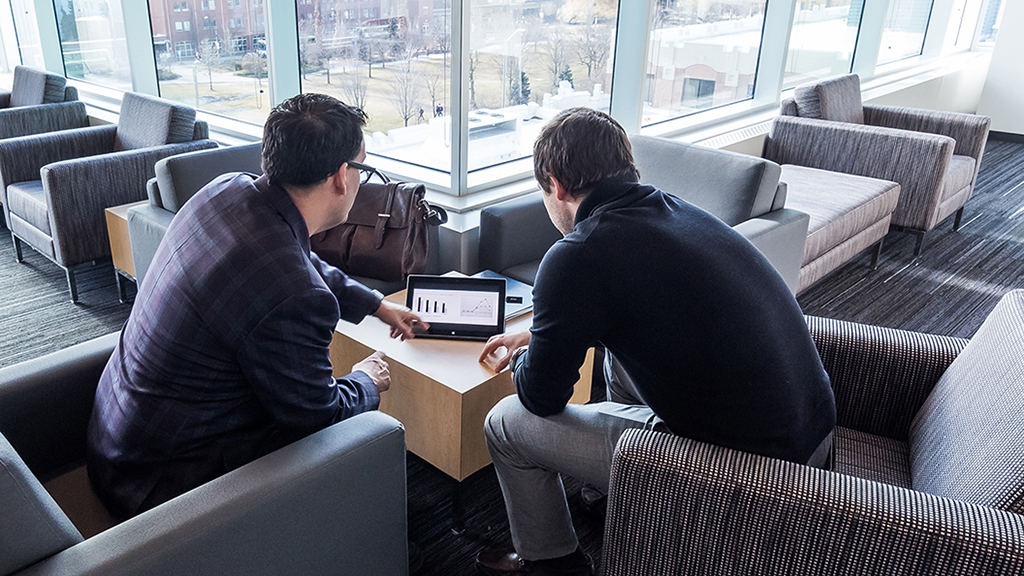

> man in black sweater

[{"left": 476, "top": 108, "right": 835, "bottom": 576}]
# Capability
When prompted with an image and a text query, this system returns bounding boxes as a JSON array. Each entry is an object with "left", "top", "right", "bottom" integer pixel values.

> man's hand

[
  {"left": 373, "top": 299, "right": 428, "bottom": 340},
  {"left": 353, "top": 350, "right": 391, "bottom": 392},
  {"left": 478, "top": 330, "right": 531, "bottom": 372}
]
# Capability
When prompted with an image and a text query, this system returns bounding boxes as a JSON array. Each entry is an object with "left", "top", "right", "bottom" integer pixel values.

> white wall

[{"left": 977, "top": 0, "right": 1024, "bottom": 134}]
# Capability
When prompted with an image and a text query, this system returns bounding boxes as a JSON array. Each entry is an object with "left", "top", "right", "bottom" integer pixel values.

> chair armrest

[
  {"left": 864, "top": 104, "right": 991, "bottom": 161},
  {"left": 0, "top": 102, "right": 89, "bottom": 140},
  {"left": 0, "top": 333, "right": 119, "bottom": 480},
  {"left": 479, "top": 192, "right": 561, "bottom": 275},
  {"left": 805, "top": 316, "right": 967, "bottom": 441},
  {"left": 41, "top": 140, "right": 218, "bottom": 267},
  {"left": 732, "top": 208, "right": 809, "bottom": 295},
  {"left": 604, "top": 430, "right": 1024, "bottom": 576},
  {"left": 0, "top": 126, "right": 116, "bottom": 188},
  {"left": 20, "top": 412, "right": 409, "bottom": 576},
  {"left": 126, "top": 203, "right": 175, "bottom": 285},
  {"left": 0, "top": 91, "right": 11, "bottom": 107},
  {"left": 764, "top": 116, "right": 955, "bottom": 231}
]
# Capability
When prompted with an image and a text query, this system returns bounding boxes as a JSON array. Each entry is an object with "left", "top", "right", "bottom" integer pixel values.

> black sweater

[{"left": 513, "top": 175, "right": 835, "bottom": 463}]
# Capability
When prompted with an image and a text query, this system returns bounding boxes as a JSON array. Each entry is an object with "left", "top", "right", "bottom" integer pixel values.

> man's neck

[{"left": 284, "top": 182, "right": 332, "bottom": 236}]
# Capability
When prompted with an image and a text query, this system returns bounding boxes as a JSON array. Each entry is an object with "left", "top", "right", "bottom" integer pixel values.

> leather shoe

[{"left": 476, "top": 548, "right": 594, "bottom": 576}]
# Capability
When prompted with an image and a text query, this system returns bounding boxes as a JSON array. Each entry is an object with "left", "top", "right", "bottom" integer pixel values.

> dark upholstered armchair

[
  {"left": 602, "top": 289, "right": 1024, "bottom": 575},
  {"left": 763, "top": 73, "right": 991, "bottom": 256},
  {"left": 480, "top": 135, "right": 808, "bottom": 294},
  {"left": 0, "top": 92, "right": 216, "bottom": 302},
  {"left": 127, "top": 143, "right": 263, "bottom": 285},
  {"left": 0, "top": 66, "right": 88, "bottom": 141},
  {"left": 0, "top": 333, "right": 410, "bottom": 576}
]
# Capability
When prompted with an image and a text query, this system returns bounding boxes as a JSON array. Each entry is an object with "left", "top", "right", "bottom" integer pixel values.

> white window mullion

[
  {"left": 607, "top": 0, "right": 654, "bottom": 135},
  {"left": 755, "top": 0, "right": 799, "bottom": 103},
  {"left": 265, "top": 0, "right": 300, "bottom": 106},
  {"left": 451, "top": 0, "right": 469, "bottom": 195},
  {"left": 122, "top": 0, "right": 159, "bottom": 95},
  {"left": 852, "top": 0, "right": 891, "bottom": 78},
  {"left": 32, "top": 0, "right": 63, "bottom": 74}
]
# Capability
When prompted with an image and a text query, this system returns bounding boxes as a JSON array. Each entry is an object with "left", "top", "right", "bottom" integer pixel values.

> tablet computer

[{"left": 406, "top": 275, "right": 506, "bottom": 341}]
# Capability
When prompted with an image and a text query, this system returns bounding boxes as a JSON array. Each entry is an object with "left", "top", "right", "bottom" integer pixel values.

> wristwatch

[{"left": 509, "top": 346, "right": 528, "bottom": 369}]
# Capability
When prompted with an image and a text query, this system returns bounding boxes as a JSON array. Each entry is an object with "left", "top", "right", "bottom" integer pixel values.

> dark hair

[
  {"left": 533, "top": 107, "right": 637, "bottom": 197},
  {"left": 262, "top": 93, "right": 367, "bottom": 187}
]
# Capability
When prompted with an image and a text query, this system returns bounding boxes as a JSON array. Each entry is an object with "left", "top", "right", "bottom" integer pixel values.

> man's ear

[
  {"left": 549, "top": 177, "right": 570, "bottom": 201},
  {"left": 332, "top": 165, "right": 352, "bottom": 196}
]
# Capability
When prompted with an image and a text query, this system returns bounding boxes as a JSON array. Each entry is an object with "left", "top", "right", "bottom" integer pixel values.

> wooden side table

[{"left": 105, "top": 200, "right": 147, "bottom": 303}]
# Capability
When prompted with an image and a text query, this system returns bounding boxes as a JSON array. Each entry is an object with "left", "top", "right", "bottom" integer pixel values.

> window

[
  {"left": 8, "top": 0, "right": 45, "bottom": 69},
  {"left": 54, "top": 0, "right": 132, "bottom": 90},
  {"left": 784, "top": 0, "right": 863, "bottom": 88},
  {"left": 151, "top": 0, "right": 272, "bottom": 125},
  {"left": 201, "top": 0, "right": 215, "bottom": 10},
  {"left": 978, "top": 0, "right": 1004, "bottom": 45},
  {"left": 878, "top": 0, "right": 934, "bottom": 65},
  {"left": 642, "top": 0, "right": 768, "bottom": 127},
  {"left": 175, "top": 21, "right": 183, "bottom": 31}
]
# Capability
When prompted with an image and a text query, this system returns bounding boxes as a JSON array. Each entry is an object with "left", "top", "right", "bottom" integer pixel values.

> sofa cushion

[
  {"left": 114, "top": 92, "right": 197, "bottom": 151},
  {"left": 833, "top": 426, "right": 912, "bottom": 489},
  {"left": 909, "top": 289, "right": 1024, "bottom": 513},
  {"left": 6, "top": 180, "right": 50, "bottom": 235},
  {"left": 630, "top": 135, "right": 782, "bottom": 225},
  {"left": 0, "top": 434, "right": 83, "bottom": 575},
  {"left": 9, "top": 66, "right": 67, "bottom": 108},
  {"left": 781, "top": 165, "right": 900, "bottom": 265},
  {"left": 940, "top": 155, "right": 977, "bottom": 201},
  {"left": 794, "top": 74, "right": 864, "bottom": 124}
]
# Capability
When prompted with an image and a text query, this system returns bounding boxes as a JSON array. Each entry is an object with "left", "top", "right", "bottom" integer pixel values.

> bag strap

[{"left": 373, "top": 183, "right": 399, "bottom": 249}]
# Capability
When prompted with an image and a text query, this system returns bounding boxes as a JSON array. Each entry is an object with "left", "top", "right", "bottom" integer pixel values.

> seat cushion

[
  {"left": 940, "top": 154, "right": 976, "bottom": 201},
  {"left": 0, "top": 434, "right": 83, "bottom": 575},
  {"left": 909, "top": 289, "right": 1024, "bottom": 513},
  {"left": 833, "top": 426, "right": 912, "bottom": 489},
  {"left": 9, "top": 66, "right": 67, "bottom": 108},
  {"left": 793, "top": 74, "right": 864, "bottom": 124},
  {"left": 114, "top": 92, "right": 197, "bottom": 151},
  {"left": 6, "top": 180, "right": 50, "bottom": 234},
  {"left": 781, "top": 165, "right": 900, "bottom": 265}
]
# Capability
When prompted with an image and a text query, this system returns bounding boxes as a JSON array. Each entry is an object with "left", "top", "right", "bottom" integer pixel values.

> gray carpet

[{"left": 1, "top": 137, "right": 1022, "bottom": 575}]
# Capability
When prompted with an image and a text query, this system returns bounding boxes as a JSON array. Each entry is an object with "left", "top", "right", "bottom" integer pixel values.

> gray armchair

[
  {"left": 127, "top": 143, "right": 262, "bottom": 285},
  {"left": 0, "top": 66, "right": 88, "bottom": 142},
  {"left": 602, "top": 289, "right": 1024, "bottom": 575},
  {"left": 764, "top": 73, "right": 991, "bottom": 256},
  {"left": 0, "top": 92, "right": 216, "bottom": 302},
  {"left": 0, "top": 333, "right": 410, "bottom": 576},
  {"left": 480, "top": 135, "right": 809, "bottom": 294}
]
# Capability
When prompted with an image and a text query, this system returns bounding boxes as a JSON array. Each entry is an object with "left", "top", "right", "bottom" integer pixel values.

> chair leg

[
  {"left": 66, "top": 268, "right": 79, "bottom": 304},
  {"left": 870, "top": 237, "right": 885, "bottom": 269},
  {"left": 913, "top": 231, "right": 926, "bottom": 258},
  {"left": 12, "top": 234, "right": 23, "bottom": 263},
  {"left": 953, "top": 206, "right": 965, "bottom": 231}
]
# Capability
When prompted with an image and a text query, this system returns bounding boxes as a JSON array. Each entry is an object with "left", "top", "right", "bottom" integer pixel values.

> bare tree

[
  {"left": 575, "top": 25, "right": 611, "bottom": 89},
  {"left": 538, "top": 26, "right": 571, "bottom": 90},
  {"left": 423, "top": 66, "right": 445, "bottom": 116},
  {"left": 468, "top": 50, "right": 480, "bottom": 109},
  {"left": 196, "top": 37, "right": 224, "bottom": 91},
  {"left": 340, "top": 66, "right": 369, "bottom": 110},
  {"left": 388, "top": 61, "right": 421, "bottom": 127}
]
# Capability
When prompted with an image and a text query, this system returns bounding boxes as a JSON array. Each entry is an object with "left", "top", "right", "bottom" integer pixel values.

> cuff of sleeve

[
  {"left": 350, "top": 369, "right": 381, "bottom": 410},
  {"left": 343, "top": 284, "right": 385, "bottom": 324}
]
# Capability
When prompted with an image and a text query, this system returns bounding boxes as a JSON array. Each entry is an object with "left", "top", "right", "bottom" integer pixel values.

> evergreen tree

[
  {"left": 519, "top": 71, "right": 531, "bottom": 104},
  {"left": 558, "top": 64, "right": 574, "bottom": 88}
]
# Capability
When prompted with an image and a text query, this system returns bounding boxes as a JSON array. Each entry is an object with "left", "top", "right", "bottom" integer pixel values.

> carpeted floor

[{"left": 1, "top": 137, "right": 1022, "bottom": 575}]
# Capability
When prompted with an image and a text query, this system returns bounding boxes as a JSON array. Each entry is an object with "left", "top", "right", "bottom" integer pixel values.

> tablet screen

[{"left": 406, "top": 275, "right": 506, "bottom": 340}]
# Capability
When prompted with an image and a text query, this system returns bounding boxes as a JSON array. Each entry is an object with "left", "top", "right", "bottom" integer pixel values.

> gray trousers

[{"left": 484, "top": 354, "right": 832, "bottom": 561}]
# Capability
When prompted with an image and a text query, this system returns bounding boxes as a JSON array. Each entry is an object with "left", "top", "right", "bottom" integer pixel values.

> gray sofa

[
  {"left": 0, "top": 66, "right": 88, "bottom": 141},
  {"left": 479, "top": 135, "right": 809, "bottom": 294},
  {"left": 127, "top": 143, "right": 263, "bottom": 285},
  {"left": 602, "top": 289, "right": 1024, "bottom": 575},
  {"left": 0, "top": 92, "right": 216, "bottom": 302},
  {"left": 764, "top": 73, "right": 991, "bottom": 256},
  {"left": 0, "top": 333, "right": 410, "bottom": 576}
]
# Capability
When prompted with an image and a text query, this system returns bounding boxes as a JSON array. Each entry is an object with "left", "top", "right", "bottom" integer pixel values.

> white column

[
  {"left": 607, "top": 0, "right": 655, "bottom": 134},
  {"left": 450, "top": 0, "right": 469, "bottom": 194},
  {"left": 122, "top": 0, "right": 160, "bottom": 95},
  {"left": 265, "top": 0, "right": 300, "bottom": 105}
]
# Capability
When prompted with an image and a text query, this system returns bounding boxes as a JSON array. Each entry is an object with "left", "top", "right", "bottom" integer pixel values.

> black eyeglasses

[{"left": 347, "top": 160, "right": 390, "bottom": 185}]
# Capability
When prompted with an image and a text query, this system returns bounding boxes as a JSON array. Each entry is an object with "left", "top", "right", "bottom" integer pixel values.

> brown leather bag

[{"left": 310, "top": 181, "right": 447, "bottom": 282}]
